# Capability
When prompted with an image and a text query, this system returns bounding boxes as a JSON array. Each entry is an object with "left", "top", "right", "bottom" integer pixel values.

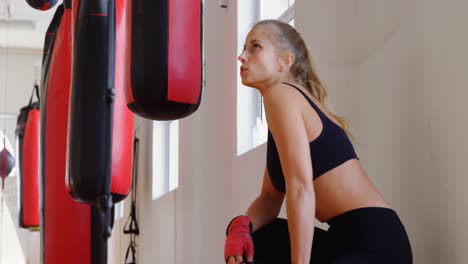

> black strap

[
  {"left": 125, "top": 240, "right": 137, "bottom": 264},
  {"left": 28, "top": 84, "right": 40, "bottom": 106},
  {"left": 123, "top": 203, "right": 139, "bottom": 235},
  {"left": 124, "top": 136, "right": 140, "bottom": 263},
  {"left": 63, "top": 0, "right": 72, "bottom": 8},
  {"left": 124, "top": 136, "right": 140, "bottom": 235},
  {"left": 131, "top": 137, "right": 139, "bottom": 203}
]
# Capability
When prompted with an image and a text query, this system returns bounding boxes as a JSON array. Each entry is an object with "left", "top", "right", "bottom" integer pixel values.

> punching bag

[
  {"left": 66, "top": 0, "right": 133, "bottom": 236},
  {"left": 41, "top": 2, "right": 108, "bottom": 263},
  {"left": 124, "top": 0, "right": 203, "bottom": 120},
  {"left": 25, "top": 0, "right": 59, "bottom": 11},
  {"left": 16, "top": 85, "right": 41, "bottom": 230},
  {"left": 40, "top": 5, "right": 63, "bottom": 97},
  {"left": 0, "top": 138, "right": 15, "bottom": 190}
]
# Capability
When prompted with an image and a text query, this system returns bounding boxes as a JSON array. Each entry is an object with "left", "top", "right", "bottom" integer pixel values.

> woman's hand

[
  {"left": 226, "top": 255, "right": 253, "bottom": 264},
  {"left": 224, "top": 216, "right": 254, "bottom": 264}
]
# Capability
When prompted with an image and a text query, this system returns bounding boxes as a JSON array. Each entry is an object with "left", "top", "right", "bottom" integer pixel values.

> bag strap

[
  {"left": 123, "top": 136, "right": 140, "bottom": 263},
  {"left": 124, "top": 240, "right": 137, "bottom": 264},
  {"left": 28, "top": 85, "right": 40, "bottom": 106},
  {"left": 124, "top": 136, "right": 140, "bottom": 235}
]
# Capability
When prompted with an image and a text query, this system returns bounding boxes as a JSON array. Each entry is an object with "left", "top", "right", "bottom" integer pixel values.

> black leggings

[{"left": 251, "top": 207, "right": 412, "bottom": 264}]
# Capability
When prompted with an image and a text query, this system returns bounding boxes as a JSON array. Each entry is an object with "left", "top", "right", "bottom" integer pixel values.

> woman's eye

[{"left": 253, "top": 43, "right": 261, "bottom": 49}]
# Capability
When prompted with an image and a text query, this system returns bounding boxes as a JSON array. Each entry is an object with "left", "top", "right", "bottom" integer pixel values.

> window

[
  {"left": 152, "top": 120, "right": 179, "bottom": 200},
  {"left": 260, "top": 0, "right": 295, "bottom": 21},
  {"left": 114, "top": 201, "right": 124, "bottom": 220},
  {"left": 237, "top": 0, "right": 295, "bottom": 156}
]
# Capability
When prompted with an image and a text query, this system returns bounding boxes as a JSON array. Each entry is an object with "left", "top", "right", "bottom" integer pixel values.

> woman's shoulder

[
  {"left": 263, "top": 83, "right": 306, "bottom": 130},
  {"left": 263, "top": 82, "right": 306, "bottom": 106}
]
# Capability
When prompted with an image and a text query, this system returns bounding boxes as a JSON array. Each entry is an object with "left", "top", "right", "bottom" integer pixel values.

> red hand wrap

[{"left": 224, "top": 215, "right": 254, "bottom": 262}]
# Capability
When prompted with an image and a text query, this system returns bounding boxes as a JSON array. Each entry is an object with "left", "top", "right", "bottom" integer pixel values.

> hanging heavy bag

[
  {"left": 16, "top": 85, "right": 41, "bottom": 230},
  {"left": 41, "top": 3, "right": 108, "bottom": 264},
  {"left": 40, "top": 5, "right": 63, "bottom": 98},
  {"left": 66, "top": 0, "right": 133, "bottom": 238},
  {"left": 124, "top": 0, "right": 203, "bottom": 120}
]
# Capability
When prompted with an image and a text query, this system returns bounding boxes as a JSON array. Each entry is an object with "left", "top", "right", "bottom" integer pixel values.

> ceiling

[{"left": 0, "top": 0, "right": 58, "bottom": 49}]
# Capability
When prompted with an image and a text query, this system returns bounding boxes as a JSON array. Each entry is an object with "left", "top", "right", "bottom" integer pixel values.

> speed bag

[
  {"left": 25, "top": 0, "right": 58, "bottom": 11},
  {"left": 0, "top": 143, "right": 15, "bottom": 190},
  {"left": 125, "top": 0, "right": 203, "bottom": 120},
  {"left": 16, "top": 100, "right": 40, "bottom": 230},
  {"left": 66, "top": 0, "right": 133, "bottom": 205},
  {"left": 41, "top": 4, "right": 98, "bottom": 263}
]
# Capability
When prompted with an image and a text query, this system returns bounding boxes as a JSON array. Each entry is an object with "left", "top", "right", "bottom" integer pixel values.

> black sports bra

[{"left": 266, "top": 83, "right": 359, "bottom": 193}]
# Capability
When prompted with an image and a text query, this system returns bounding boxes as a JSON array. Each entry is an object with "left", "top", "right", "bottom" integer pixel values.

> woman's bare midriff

[
  {"left": 293, "top": 83, "right": 391, "bottom": 223},
  {"left": 313, "top": 159, "right": 391, "bottom": 222}
]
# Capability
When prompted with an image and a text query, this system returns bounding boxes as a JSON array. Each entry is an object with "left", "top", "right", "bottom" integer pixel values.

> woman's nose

[{"left": 238, "top": 51, "right": 246, "bottom": 63}]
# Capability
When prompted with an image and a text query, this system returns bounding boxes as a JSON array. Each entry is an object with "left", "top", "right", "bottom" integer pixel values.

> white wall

[
  {"left": 295, "top": 0, "right": 467, "bottom": 263},
  {"left": 0, "top": 1, "right": 57, "bottom": 49},
  {"left": 420, "top": 1, "right": 468, "bottom": 262},
  {"left": 0, "top": 47, "right": 42, "bottom": 264},
  {"left": 296, "top": 0, "right": 431, "bottom": 262}
]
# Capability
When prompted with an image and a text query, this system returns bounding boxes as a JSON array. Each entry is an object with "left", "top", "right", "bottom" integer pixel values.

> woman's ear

[{"left": 279, "top": 52, "right": 294, "bottom": 72}]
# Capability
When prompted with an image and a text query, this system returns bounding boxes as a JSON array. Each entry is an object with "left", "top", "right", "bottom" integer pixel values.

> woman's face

[{"left": 238, "top": 25, "right": 281, "bottom": 88}]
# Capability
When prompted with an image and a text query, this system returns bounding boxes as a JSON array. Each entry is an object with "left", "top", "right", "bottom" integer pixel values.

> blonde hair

[{"left": 254, "top": 20, "right": 354, "bottom": 140}]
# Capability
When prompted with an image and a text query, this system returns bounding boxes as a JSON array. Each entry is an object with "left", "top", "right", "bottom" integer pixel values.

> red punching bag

[
  {"left": 66, "top": 0, "right": 133, "bottom": 237},
  {"left": 16, "top": 85, "right": 41, "bottom": 230},
  {"left": 41, "top": 3, "right": 89, "bottom": 262},
  {"left": 40, "top": 3, "right": 105, "bottom": 263},
  {"left": 124, "top": 0, "right": 203, "bottom": 120}
]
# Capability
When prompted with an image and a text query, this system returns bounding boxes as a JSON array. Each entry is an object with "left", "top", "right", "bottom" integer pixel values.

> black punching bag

[
  {"left": 66, "top": 0, "right": 133, "bottom": 239},
  {"left": 124, "top": 0, "right": 203, "bottom": 120},
  {"left": 41, "top": 3, "right": 96, "bottom": 263},
  {"left": 66, "top": 0, "right": 133, "bottom": 203}
]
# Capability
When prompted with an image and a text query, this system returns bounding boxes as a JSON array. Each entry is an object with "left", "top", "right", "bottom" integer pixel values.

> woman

[{"left": 224, "top": 20, "right": 412, "bottom": 264}]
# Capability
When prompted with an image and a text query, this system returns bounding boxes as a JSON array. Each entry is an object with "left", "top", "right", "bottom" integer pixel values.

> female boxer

[{"left": 224, "top": 20, "right": 412, "bottom": 264}]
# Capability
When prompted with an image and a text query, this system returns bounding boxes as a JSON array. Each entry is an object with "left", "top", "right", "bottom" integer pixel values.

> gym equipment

[
  {"left": 25, "top": 0, "right": 59, "bottom": 11},
  {"left": 16, "top": 85, "right": 41, "bottom": 230},
  {"left": 124, "top": 0, "right": 203, "bottom": 120}
]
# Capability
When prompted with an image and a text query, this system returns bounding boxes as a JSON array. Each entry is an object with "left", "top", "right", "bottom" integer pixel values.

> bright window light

[
  {"left": 114, "top": 201, "right": 124, "bottom": 220},
  {"left": 152, "top": 120, "right": 179, "bottom": 200}
]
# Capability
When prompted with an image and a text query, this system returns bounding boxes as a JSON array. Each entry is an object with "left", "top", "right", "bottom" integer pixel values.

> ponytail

[{"left": 255, "top": 20, "right": 354, "bottom": 139}]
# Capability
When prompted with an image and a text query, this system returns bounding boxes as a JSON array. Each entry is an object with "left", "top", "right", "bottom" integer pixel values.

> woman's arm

[
  {"left": 225, "top": 168, "right": 284, "bottom": 264},
  {"left": 285, "top": 177, "right": 315, "bottom": 264},
  {"left": 246, "top": 168, "right": 285, "bottom": 232},
  {"left": 264, "top": 84, "right": 316, "bottom": 264}
]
